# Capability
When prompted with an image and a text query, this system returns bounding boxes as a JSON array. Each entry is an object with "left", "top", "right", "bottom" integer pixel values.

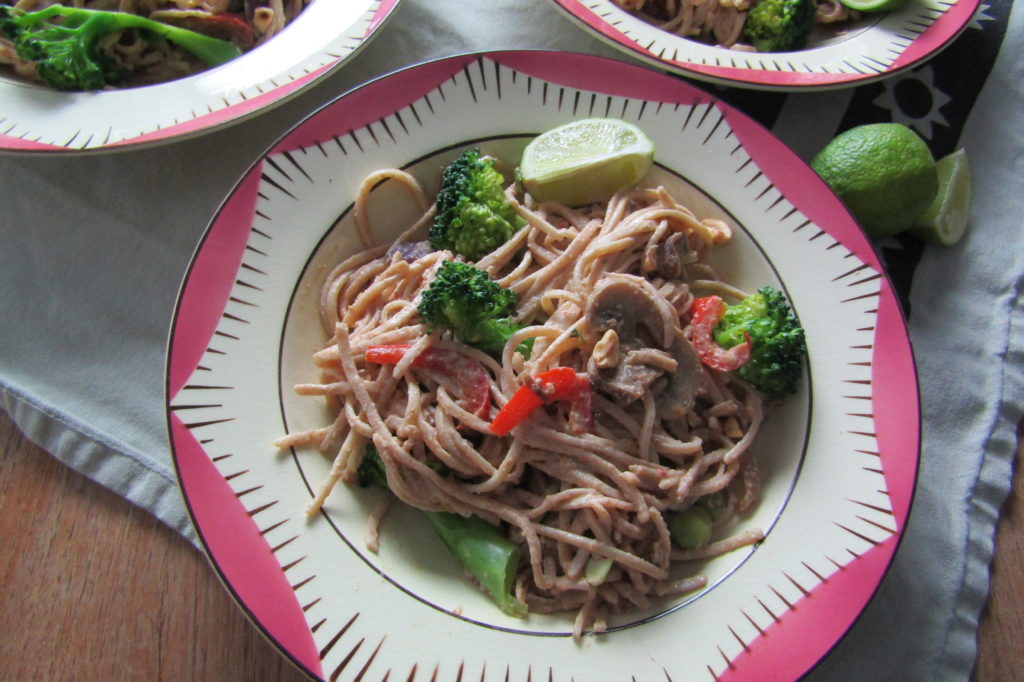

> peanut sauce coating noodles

[{"left": 278, "top": 162, "right": 776, "bottom": 639}]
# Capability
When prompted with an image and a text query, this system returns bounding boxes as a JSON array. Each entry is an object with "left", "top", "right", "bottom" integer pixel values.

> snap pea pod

[
  {"left": 667, "top": 493, "right": 727, "bottom": 550},
  {"left": 358, "top": 446, "right": 526, "bottom": 617},
  {"left": 423, "top": 510, "right": 525, "bottom": 617},
  {"left": 668, "top": 506, "right": 713, "bottom": 550}
]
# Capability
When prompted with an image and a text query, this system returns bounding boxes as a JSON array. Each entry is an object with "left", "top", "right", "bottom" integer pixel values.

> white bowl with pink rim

[
  {"left": 0, "top": 0, "right": 400, "bottom": 153},
  {"left": 549, "top": 0, "right": 980, "bottom": 90},
  {"left": 166, "top": 51, "right": 920, "bottom": 681}
]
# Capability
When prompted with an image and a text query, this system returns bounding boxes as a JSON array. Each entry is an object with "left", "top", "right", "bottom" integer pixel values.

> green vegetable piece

[
  {"left": 429, "top": 148, "right": 525, "bottom": 261},
  {"left": 742, "top": 0, "right": 815, "bottom": 52},
  {"left": 0, "top": 4, "right": 241, "bottom": 91},
  {"left": 696, "top": 492, "right": 727, "bottom": 522},
  {"left": 356, "top": 445, "right": 389, "bottom": 489},
  {"left": 584, "top": 557, "right": 614, "bottom": 586},
  {"left": 418, "top": 260, "right": 532, "bottom": 358},
  {"left": 713, "top": 286, "right": 806, "bottom": 397},
  {"left": 358, "top": 446, "right": 526, "bottom": 617},
  {"left": 424, "top": 510, "right": 527, "bottom": 617},
  {"left": 668, "top": 506, "right": 713, "bottom": 550},
  {"left": 838, "top": 0, "right": 910, "bottom": 12},
  {"left": 358, "top": 444, "right": 448, "bottom": 488}
]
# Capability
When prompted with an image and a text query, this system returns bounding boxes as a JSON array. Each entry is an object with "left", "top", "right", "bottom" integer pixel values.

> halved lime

[
  {"left": 839, "top": 0, "right": 910, "bottom": 12},
  {"left": 520, "top": 118, "right": 655, "bottom": 207},
  {"left": 910, "top": 149, "right": 972, "bottom": 246}
]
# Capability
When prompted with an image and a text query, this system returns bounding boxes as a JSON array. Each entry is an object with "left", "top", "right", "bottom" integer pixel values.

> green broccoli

[
  {"left": 357, "top": 444, "right": 390, "bottom": 489},
  {"left": 0, "top": 4, "right": 242, "bottom": 91},
  {"left": 428, "top": 148, "right": 525, "bottom": 261},
  {"left": 714, "top": 286, "right": 806, "bottom": 396},
  {"left": 742, "top": 0, "right": 815, "bottom": 53},
  {"left": 418, "top": 260, "right": 531, "bottom": 359},
  {"left": 358, "top": 443, "right": 447, "bottom": 487}
]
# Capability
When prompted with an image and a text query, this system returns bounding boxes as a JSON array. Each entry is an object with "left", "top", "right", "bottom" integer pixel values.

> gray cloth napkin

[{"left": 1, "top": 0, "right": 1021, "bottom": 679}]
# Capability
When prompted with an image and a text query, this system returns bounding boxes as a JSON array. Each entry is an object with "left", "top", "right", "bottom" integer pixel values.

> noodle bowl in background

[
  {"left": 0, "top": 0, "right": 396, "bottom": 152},
  {"left": 0, "top": 0, "right": 310, "bottom": 88},
  {"left": 612, "top": 0, "right": 859, "bottom": 51},
  {"left": 278, "top": 141, "right": 805, "bottom": 638}
]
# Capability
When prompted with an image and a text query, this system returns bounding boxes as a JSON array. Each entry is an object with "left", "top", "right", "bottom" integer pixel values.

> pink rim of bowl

[
  {"left": 549, "top": 0, "right": 979, "bottom": 91},
  {"left": 167, "top": 51, "right": 920, "bottom": 681},
  {"left": 0, "top": 0, "right": 400, "bottom": 153}
]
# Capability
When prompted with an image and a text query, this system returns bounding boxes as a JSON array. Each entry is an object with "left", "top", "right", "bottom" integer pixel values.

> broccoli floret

[
  {"left": 357, "top": 444, "right": 390, "bottom": 489},
  {"left": 418, "top": 260, "right": 531, "bottom": 359},
  {"left": 428, "top": 148, "right": 525, "bottom": 261},
  {"left": 0, "top": 4, "right": 242, "bottom": 91},
  {"left": 742, "top": 0, "right": 815, "bottom": 53},
  {"left": 358, "top": 444, "right": 447, "bottom": 489},
  {"left": 714, "top": 286, "right": 806, "bottom": 396}
]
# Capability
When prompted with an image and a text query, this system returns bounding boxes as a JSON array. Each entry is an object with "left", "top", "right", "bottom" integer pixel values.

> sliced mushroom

[
  {"left": 593, "top": 344, "right": 665, "bottom": 402},
  {"left": 585, "top": 273, "right": 703, "bottom": 415},
  {"left": 655, "top": 330, "right": 702, "bottom": 418},
  {"left": 642, "top": 231, "right": 685, "bottom": 280},
  {"left": 386, "top": 240, "right": 434, "bottom": 263},
  {"left": 585, "top": 274, "right": 676, "bottom": 349}
]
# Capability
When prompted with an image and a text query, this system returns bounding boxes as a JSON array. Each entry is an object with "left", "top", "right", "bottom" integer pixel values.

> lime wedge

[
  {"left": 910, "top": 149, "right": 972, "bottom": 246},
  {"left": 520, "top": 118, "right": 655, "bottom": 206},
  {"left": 839, "top": 0, "right": 910, "bottom": 12}
]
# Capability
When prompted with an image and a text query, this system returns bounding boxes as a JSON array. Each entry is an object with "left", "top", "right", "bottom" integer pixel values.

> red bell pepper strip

[
  {"left": 488, "top": 385, "right": 543, "bottom": 437},
  {"left": 365, "top": 344, "right": 490, "bottom": 418},
  {"left": 489, "top": 367, "right": 592, "bottom": 436},
  {"left": 689, "top": 296, "right": 752, "bottom": 372},
  {"left": 364, "top": 345, "right": 415, "bottom": 364},
  {"left": 160, "top": 12, "right": 256, "bottom": 50}
]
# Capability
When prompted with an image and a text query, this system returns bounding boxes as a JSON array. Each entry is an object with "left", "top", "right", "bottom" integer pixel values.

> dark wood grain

[
  {"left": 0, "top": 410, "right": 309, "bottom": 682},
  {"left": 0, "top": 409, "right": 1019, "bottom": 680},
  {"left": 973, "top": 421, "right": 1024, "bottom": 681}
]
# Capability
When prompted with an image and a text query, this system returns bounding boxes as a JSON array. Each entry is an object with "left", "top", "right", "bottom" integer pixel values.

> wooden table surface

[{"left": 1, "top": 408, "right": 1020, "bottom": 681}]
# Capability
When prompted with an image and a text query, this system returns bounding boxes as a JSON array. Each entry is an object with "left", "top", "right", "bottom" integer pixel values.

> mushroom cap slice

[
  {"left": 584, "top": 274, "right": 703, "bottom": 416},
  {"left": 585, "top": 274, "right": 676, "bottom": 349},
  {"left": 655, "top": 330, "right": 702, "bottom": 418}
]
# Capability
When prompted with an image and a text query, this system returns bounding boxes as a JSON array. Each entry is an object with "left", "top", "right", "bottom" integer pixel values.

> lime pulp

[
  {"left": 839, "top": 0, "right": 911, "bottom": 12},
  {"left": 520, "top": 118, "right": 655, "bottom": 207},
  {"left": 910, "top": 149, "right": 972, "bottom": 246}
]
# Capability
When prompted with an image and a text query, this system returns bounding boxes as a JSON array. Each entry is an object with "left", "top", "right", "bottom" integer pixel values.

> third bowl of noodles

[{"left": 0, "top": 0, "right": 401, "bottom": 152}]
